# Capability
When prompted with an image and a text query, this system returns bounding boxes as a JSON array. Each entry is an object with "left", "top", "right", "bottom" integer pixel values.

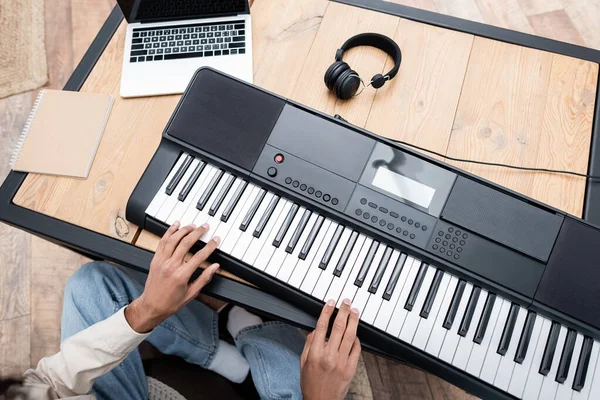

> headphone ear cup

[
  {"left": 335, "top": 69, "right": 361, "bottom": 100},
  {"left": 324, "top": 61, "right": 350, "bottom": 91}
]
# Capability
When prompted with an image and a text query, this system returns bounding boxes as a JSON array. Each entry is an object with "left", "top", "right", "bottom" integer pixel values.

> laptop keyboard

[{"left": 129, "top": 20, "right": 246, "bottom": 63}]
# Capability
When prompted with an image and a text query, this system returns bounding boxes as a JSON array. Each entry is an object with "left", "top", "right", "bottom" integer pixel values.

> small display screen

[{"left": 372, "top": 167, "right": 436, "bottom": 208}]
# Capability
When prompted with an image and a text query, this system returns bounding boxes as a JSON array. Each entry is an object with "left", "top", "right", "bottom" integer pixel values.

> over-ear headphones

[{"left": 324, "top": 33, "right": 402, "bottom": 100}]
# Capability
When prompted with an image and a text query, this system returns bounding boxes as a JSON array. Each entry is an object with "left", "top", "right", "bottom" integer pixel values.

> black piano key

[
  {"left": 253, "top": 196, "right": 280, "bottom": 238},
  {"left": 354, "top": 241, "right": 379, "bottom": 287},
  {"left": 539, "top": 321, "right": 562, "bottom": 376},
  {"left": 166, "top": 154, "right": 193, "bottom": 195},
  {"left": 239, "top": 189, "right": 266, "bottom": 231},
  {"left": 221, "top": 180, "right": 247, "bottom": 222},
  {"left": 383, "top": 253, "right": 407, "bottom": 300},
  {"left": 443, "top": 280, "right": 467, "bottom": 330},
  {"left": 368, "top": 246, "right": 393, "bottom": 293},
  {"left": 404, "top": 263, "right": 429, "bottom": 311},
  {"left": 420, "top": 269, "right": 444, "bottom": 319},
  {"left": 299, "top": 216, "right": 324, "bottom": 260},
  {"left": 208, "top": 174, "right": 235, "bottom": 216},
  {"left": 273, "top": 204, "right": 299, "bottom": 248},
  {"left": 572, "top": 336, "right": 594, "bottom": 391},
  {"left": 196, "top": 169, "right": 224, "bottom": 210},
  {"left": 333, "top": 231, "right": 359, "bottom": 277},
  {"left": 474, "top": 293, "right": 496, "bottom": 344},
  {"left": 497, "top": 303, "right": 520, "bottom": 356},
  {"left": 458, "top": 286, "right": 481, "bottom": 337},
  {"left": 555, "top": 329, "right": 577, "bottom": 384},
  {"left": 285, "top": 209, "right": 312, "bottom": 253},
  {"left": 514, "top": 311, "right": 537, "bottom": 364},
  {"left": 178, "top": 161, "right": 205, "bottom": 201},
  {"left": 319, "top": 225, "right": 344, "bottom": 269}
]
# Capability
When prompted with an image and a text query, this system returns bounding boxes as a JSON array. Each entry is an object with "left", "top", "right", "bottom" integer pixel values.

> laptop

[{"left": 117, "top": 0, "right": 253, "bottom": 98}]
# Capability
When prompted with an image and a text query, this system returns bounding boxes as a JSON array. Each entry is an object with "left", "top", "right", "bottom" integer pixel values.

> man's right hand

[{"left": 300, "top": 298, "right": 361, "bottom": 400}]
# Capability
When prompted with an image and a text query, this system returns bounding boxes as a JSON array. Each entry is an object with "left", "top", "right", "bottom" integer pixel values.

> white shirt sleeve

[{"left": 21, "top": 306, "right": 151, "bottom": 398}]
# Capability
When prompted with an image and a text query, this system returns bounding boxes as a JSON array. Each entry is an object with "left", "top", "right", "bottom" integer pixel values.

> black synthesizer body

[{"left": 127, "top": 68, "right": 600, "bottom": 400}]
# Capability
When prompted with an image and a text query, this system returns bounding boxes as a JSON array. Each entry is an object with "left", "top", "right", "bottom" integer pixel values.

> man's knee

[{"left": 64, "top": 261, "right": 122, "bottom": 301}]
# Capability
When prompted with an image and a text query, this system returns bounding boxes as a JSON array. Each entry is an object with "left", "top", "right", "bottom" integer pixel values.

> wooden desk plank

[{"left": 366, "top": 18, "right": 473, "bottom": 154}]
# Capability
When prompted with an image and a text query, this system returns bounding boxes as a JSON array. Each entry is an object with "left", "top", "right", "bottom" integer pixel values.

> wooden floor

[{"left": 0, "top": 0, "right": 598, "bottom": 398}]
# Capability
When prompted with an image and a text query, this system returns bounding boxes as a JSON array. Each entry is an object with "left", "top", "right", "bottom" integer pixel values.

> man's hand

[
  {"left": 125, "top": 221, "right": 220, "bottom": 333},
  {"left": 300, "top": 298, "right": 361, "bottom": 400}
]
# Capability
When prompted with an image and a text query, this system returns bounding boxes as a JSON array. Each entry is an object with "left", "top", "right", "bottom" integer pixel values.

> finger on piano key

[
  {"left": 353, "top": 244, "right": 387, "bottom": 315},
  {"left": 230, "top": 190, "right": 272, "bottom": 259},
  {"left": 397, "top": 265, "right": 437, "bottom": 343},
  {"left": 211, "top": 180, "right": 251, "bottom": 248},
  {"left": 156, "top": 158, "right": 199, "bottom": 222},
  {"left": 202, "top": 177, "right": 242, "bottom": 241},
  {"left": 312, "top": 227, "right": 354, "bottom": 299},
  {"left": 254, "top": 201, "right": 293, "bottom": 271},
  {"left": 277, "top": 212, "right": 318, "bottom": 282},
  {"left": 575, "top": 340, "right": 600, "bottom": 400},
  {"left": 424, "top": 275, "right": 460, "bottom": 357},
  {"left": 493, "top": 305, "right": 528, "bottom": 391},
  {"left": 336, "top": 238, "right": 375, "bottom": 308},
  {"left": 555, "top": 332, "right": 583, "bottom": 399},
  {"left": 479, "top": 299, "right": 512, "bottom": 383},
  {"left": 179, "top": 165, "right": 217, "bottom": 226},
  {"left": 385, "top": 258, "right": 421, "bottom": 337},
  {"left": 361, "top": 248, "right": 399, "bottom": 325},
  {"left": 289, "top": 218, "right": 332, "bottom": 288},
  {"left": 465, "top": 293, "right": 502, "bottom": 376},
  {"left": 572, "top": 337, "right": 596, "bottom": 395},
  {"left": 537, "top": 325, "right": 568, "bottom": 399},
  {"left": 438, "top": 282, "right": 474, "bottom": 363},
  {"left": 298, "top": 221, "right": 338, "bottom": 294},
  {"left": 264, "top": 206, "right": 306, "bottom": 276},
  {"left": 219, "top": 184, "right": 260, "bottom": 253},
  {"left": 146, "top": 153, "right": 188, "bottom": 217},
  {"left": 508, "top": 312, "right": 544, "bottom": 398},
  {"left": 521, "top": 318, "right": 553, "bottom": 400},
  {"left": 167, "top": 161, "right": 208, "bottom": 225},
  {"left": 451, "top": 287, "right": 487, "bottom": 370},
  {"left": 412, "top": 272, "right": 451, "bottom": 350},
  {"left": 166, "top": 154, "right": 193, "bottom": 195},
  {"left": 242, "top": 197, "right": 286, "bottom": 265}
]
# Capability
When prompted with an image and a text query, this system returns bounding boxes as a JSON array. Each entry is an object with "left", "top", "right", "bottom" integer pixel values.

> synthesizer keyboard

[{"left": 127, "top": 68, "right": 600, "bottom": 400}]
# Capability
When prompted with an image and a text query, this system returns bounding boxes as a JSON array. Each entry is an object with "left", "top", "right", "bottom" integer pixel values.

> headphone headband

[{"left": 335, "top": 33, "right": 402, "bottom": 84}]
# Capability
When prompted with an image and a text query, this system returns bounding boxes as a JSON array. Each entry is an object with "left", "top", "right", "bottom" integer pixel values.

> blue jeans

[{"left": 62, "top": 261, "right": 305, "bottom": 399}]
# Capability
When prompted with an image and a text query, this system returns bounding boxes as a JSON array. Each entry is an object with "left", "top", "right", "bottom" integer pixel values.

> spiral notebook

[{"left": 9, "top": 89, "right": 114, "bottom": 178}]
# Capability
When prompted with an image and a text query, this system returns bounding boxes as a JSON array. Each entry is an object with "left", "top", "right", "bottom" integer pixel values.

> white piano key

[
  {"left": 155, "top": 159, "right": 199, "bottom": 223},
  {"left": 254, "top": 201, "right": 294, "bottom": 271},
  {"left": 230, "top": 191, "right": 273, "bottom": 259},
  {"left": 538, "top": 325, "right": 568, "bottom": 400},
  {"left": 219, "top": 184, "right": 260, "bottom": 253},
  {"left": 312, "top": 227, "right": 353, "bottom": 300},
  {"left": 398, "top": 266, "right": 437, "bottom": 343},
  {"left": 438, "top": 283, "right": 474, "bottom": 364},
  {"left": 299, "top": 222, "right": 338, "bottom": 294},
  {"left": 192, "top": 171, "right": 227, "bottom": 227},
  {"left": 507, "top": 314, "right": 544, "bottom": 398},
  {"left": 479, "top": 299, "right": 512, "bottom": 383},
  {"left": 324, "top": 234, "right": 368, "bottom": 304},
  {"left": 424, "top": 276, "right": 459, "bottom": 357},
  {"left": 288, "top": 219, "right": 333, "bottom": 288},
  {"left": 202, "top": 178, "right": 242, "bottom": 241},
  {"left": 412, "top": 273, "right": 451, "bottom": 350},
  {"left": 264, "top": 207, "right": 306, "bottom": 277},
  {"left": 522, "top": 318, "right": 553, "bottom": 400},
  {"left": 466, "top": 296, "right": 504, "bottom": 376},
  {"left": 493, "top": 306, "right": 528, "bottom": 391},
  {"left": 146, "top": 154, "right": 188, "bottom": 217},
  {"left": 373, "top": 255, "right": 414, "bottom": 331},
  {"left": 354, "top": 245, "right": 387, "bottom": 315},
  {"left": 179, "top": 166, "right": 217, "bottom": 226},
  {"left": 242, "top": 198, "right": 288, "bottom": 265},
  {"left": 211, "top": 181, "right": 252, "bottom": 248},
  {"left": 576, "top": 341, "right": 600, "bottom": 400},
  {"left": 167, "top": 161, "right": 210, "bottom": 225},
  {"left": 555, "top": 333, "right": 584, "bottom": 400},
  {"left": 361, "top": 250, "right": 401, "bottom": 325},
  {"left": 385, "top": 259, "right": 421, "bottom": 337},
  {"left": 277, "top": 213, "right": 319, "bottom": 283},
  {"left": 452, "top": 288, "right": 488, "bottom": 370}
]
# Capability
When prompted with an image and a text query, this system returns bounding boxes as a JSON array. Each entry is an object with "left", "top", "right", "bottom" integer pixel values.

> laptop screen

[{"left": 117, "top": 0, "right": 248, "bottom": 23}]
